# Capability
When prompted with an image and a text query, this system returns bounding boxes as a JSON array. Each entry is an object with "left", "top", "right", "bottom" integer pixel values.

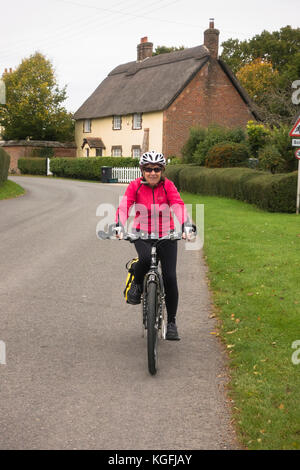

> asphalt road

[{"left": 0, "top": 176, "right": 239, "bottom": 450}]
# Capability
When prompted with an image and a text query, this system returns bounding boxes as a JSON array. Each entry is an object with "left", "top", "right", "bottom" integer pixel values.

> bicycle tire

[{"left": 146, "top": 281, "right": 158, "bottom": 376}]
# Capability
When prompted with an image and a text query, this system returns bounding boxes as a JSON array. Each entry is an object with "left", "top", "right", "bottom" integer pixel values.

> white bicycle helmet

[{"left": 139, "top": 150, "right": 166, "bottom": 167}]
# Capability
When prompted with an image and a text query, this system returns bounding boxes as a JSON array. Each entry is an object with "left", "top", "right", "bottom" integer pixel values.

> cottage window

[
  {"left": 113, "top": 115, "right": 122, "bottom": 130},
  {"left": 96, "top": 148, "right": 103, "bottom": 156},
  {"left": 86, "top": 147, "right": 90, "bottom": 157},
  {"left": 112, "top": 146, "right": 122, "bottom": 157},
  {"left": 133, "top": 113, "right": 142, "bottom": 130},
  {"left": 132, "top": 146, "right": 141, "bottom": 158},
  {"left": 84, "top": 119, "right": 91, "bottom": 133}
]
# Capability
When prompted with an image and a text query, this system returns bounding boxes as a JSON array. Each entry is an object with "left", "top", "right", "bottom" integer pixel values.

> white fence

[{"left": 112, "top": 167, "right": 141, "bottom": 183}]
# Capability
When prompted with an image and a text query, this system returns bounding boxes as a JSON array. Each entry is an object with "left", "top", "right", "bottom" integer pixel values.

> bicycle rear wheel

[{"left": 146, "top": 281, "right": 158, "bottom": 376}]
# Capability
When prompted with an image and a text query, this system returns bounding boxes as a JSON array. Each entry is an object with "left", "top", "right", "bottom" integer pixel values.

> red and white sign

[
  {"left": 289, "top": 117, "right": 300, "bottom": 137},
  {"left": 295, "top": 149, "right": 300, "bottom": 160}
]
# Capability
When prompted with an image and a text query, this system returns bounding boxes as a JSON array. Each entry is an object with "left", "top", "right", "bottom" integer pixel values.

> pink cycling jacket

[{"left": 115, "top": 177, "right": 188, "bottom": 236}]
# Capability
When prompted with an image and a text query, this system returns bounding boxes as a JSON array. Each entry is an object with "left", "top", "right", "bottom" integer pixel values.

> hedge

[
  {"left": 205, "top": 142, "right": 249, "bottom": 168},
  {"left": 50, "top": 157, "right": 139, "bottom": 180},
  {"left": 165, "top": 165, "right": 297, "bottom": 213},
  {"left": 0, "top": 148, "right": 11, "bottom": 185},
  {"left": 18, "top": 158, "right": 47, "bottom": 175}
]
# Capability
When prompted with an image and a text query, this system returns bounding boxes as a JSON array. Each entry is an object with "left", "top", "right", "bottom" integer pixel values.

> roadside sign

[
  {"left": 292, "top": 139, "right": 300, "bottom": 147},
  {"left": 289, "top": 117, "right": 300, "bottom": 137},
  {"left": 295, "top": 149, "right": 300, "bottom": 160}
]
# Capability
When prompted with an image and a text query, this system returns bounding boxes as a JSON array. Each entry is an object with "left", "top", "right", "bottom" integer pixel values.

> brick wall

[
  {"left": 1, "top": 144, "right": 76, "bottom": 173},
  {"left": 53, "top": 147, "right": 76, "bottom": 158},
  {"left": 162, "top": 58, "right": 255, "bottom": 158},
  {"left": 3, "top": 146, "right": 32, "bottom": 174}
]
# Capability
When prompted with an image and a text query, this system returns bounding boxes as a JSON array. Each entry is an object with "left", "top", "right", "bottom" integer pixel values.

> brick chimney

[
  {"left": 137, "top": 37, "right": 153, "bottom": 62},
  {"left": 204, "top": 19, "right": 220, "bottom": 59}
]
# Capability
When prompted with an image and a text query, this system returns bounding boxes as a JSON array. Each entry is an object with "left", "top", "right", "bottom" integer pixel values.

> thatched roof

[
  {"left": 81, "top": 137, "right": 106, "bottom": 149},
  {"left": 74, "top": 46, "right": 210, "bottom": 120},
  {"left": 74, "top": 45, "right": 260, "bottom": 120}
]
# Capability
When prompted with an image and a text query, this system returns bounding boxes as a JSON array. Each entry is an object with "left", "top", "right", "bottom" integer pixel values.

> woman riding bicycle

[{"left": 115, "top": 151, "right": 193, "bottom": 341}]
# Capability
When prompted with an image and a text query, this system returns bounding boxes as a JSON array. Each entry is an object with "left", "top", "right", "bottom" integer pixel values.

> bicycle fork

[{"left": 142, "top": 247, "right": 165, "bottom": 332}]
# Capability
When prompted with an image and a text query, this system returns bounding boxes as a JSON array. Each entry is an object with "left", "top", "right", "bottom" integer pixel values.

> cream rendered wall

[{"left": 75, "top": 111, "right": 163, "bottom": 158}]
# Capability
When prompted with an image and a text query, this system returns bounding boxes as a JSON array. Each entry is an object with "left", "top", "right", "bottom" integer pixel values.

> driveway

[{"left": 0, "top": 176, "right": 239, "bottom": 450}]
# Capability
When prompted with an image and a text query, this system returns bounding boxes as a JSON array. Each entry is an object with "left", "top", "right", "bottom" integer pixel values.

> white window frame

[
  {"left": 133, "top": 113, "right": 142, "bottom": 130},
  {"left": 113, "top": 115, "right": 122, "bottom": 130},
  {"left": 84, "top": 119, "right": 91, "bottom": 133},
  {"left": 132, "top": 146, "right": 141, "bottom": 158},
  {"left": 112, "top": 146, "right": 122, "bottom": 157}
]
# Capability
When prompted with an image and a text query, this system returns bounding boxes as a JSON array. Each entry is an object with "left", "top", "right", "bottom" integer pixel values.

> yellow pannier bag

[{"left": 124, "top": 258, "right": 139, "bottom": 302}]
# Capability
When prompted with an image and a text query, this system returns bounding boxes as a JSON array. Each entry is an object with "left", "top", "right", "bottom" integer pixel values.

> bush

[
  {"left": 165, "top": 165, "right": 297, "bottom": 213},
  {"left": 0, "top": 148, "right": 10, "bottom": 185},
  {"left": 246, "top": 121, "right": 295, "bottom": 172},
  {"left": 18, "top": 158, "right": 47, "bottom": 175},
  {"left": 50, "top": 157, "right": 139, "bottom": 180},
  {"left": 166, "top": 155, "right": 182, "bottom": 165},
  {"left": 193, "top": 125, "right": 246, "bottom": 165},
  {"left": 181, "top": 124, "right": 247, "bottom": 165},
  {"left": 168, "top": 157, "right": 182, "bottom": 165},
  {"left": 246, "top": 121, "right": 270, "bottom": 157},
  {"left": 181, "top": 127, "right": 207, "bottom": 163},
  {"left": 205, "top": 142, "right": 250, "bottom": 168},
  {"left": 258, "top": 144, "right": 285, "bottom": 173},
  {"left": 267, "top": 124, "right": 295, "bottom": 172}
]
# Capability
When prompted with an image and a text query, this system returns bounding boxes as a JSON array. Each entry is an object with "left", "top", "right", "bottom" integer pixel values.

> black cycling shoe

[
  {"left": 166, "top": 322, "right": 181, "bottom": 341},
  {"left": 127, "top": 282, "right": 142, "bottom": 305}
]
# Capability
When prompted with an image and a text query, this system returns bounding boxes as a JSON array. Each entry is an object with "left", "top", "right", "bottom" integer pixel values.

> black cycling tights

[{"left": 133, "top": 238, "right": 178, "bottom": 324}]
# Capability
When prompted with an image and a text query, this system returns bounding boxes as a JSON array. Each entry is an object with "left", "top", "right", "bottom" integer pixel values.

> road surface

[{"left": 0, "top": 176, "right": 239, "bottom": 450}]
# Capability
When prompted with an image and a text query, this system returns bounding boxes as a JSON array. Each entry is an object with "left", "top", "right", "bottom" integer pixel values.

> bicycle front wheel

[{"left": 146, "top": 281, "right": 158, "bottom": 376}]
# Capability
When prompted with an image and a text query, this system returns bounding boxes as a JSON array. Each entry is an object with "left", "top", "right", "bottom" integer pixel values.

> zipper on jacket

[{"left": 152, "top": 187, "right": 157, "bottom": 236}]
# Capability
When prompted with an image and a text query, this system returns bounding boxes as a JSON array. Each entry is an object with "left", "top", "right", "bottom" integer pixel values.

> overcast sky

[{"left": 1, "top": 0, "right": 299, "bottom": 113}]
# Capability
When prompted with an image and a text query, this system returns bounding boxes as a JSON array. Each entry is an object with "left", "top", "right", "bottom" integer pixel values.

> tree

[
  {"left": 0, "top": 52, "right": 74, "bottom": 141},
  {"left": 236, "top": 59, "right": 279, "bottom": 101},
  {"left": 221, "top": 26, "right": 300, "bottom": 83},
  {"left": 221, "top": 26, "right": 300, "bottom": 125},
  {"left": 153, "top": 45, "right": 184, "bottom": 56}
]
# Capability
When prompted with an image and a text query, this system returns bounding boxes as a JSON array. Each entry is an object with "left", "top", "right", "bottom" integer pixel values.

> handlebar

[
  {"left": 97, "top": 230, "right": 184, "bottom": 243},
  {"left": 97, "top": 224, "right": 196, "bottom": 242}
]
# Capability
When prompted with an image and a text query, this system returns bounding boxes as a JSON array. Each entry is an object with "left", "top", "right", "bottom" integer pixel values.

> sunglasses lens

[{"left": 144, "top": 167, "right": 161, "bottom": 173}]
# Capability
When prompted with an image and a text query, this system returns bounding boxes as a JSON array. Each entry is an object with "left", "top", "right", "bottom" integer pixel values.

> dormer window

[
  {"left": 113, "top": 115, "right": 122, "bottom": 130},
  {"left": 83, "top": 119, "right": 91, "bottom": 133},
  {"left": 133, "top": 113, "right": 142, "bottom": 130}
]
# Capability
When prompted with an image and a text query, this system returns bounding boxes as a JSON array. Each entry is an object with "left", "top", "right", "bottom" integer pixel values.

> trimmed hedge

[
  {"left": 0, "top": 148, "right": 11, "bottom": 185},
  {"left": 165, "top": 165, "right": 297, "bottom": 213},
  {"left": 50, "top": 157, "right": 139, "bottom": 180},
  {"left": 18, "top": 158, "right": 47, "bottom": 175}
]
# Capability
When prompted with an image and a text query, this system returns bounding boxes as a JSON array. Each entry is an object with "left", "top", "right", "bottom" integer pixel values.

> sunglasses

[{"left": 143, "top": 167, "right": 162, "bottom": 173}]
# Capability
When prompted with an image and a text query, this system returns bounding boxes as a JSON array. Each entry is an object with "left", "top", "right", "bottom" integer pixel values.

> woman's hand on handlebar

[
  {"left": 182, "top": 224, "right": 197, "bottom": 241},
  {"left": 113, "top": 226, "right": 124, "bottom": 239}
]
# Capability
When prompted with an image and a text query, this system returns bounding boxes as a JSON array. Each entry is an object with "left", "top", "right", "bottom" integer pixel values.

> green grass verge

[
  {"left": 182, "top": 192, "right": 300, "bottom": 450},
  {"left": 0, "top": 180, "right": 25, "bottom": 200}
]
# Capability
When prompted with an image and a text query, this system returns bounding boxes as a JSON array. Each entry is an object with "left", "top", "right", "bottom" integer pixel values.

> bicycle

[{"left": 98, "top": 226, "right": 195, "bottom": 376}]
